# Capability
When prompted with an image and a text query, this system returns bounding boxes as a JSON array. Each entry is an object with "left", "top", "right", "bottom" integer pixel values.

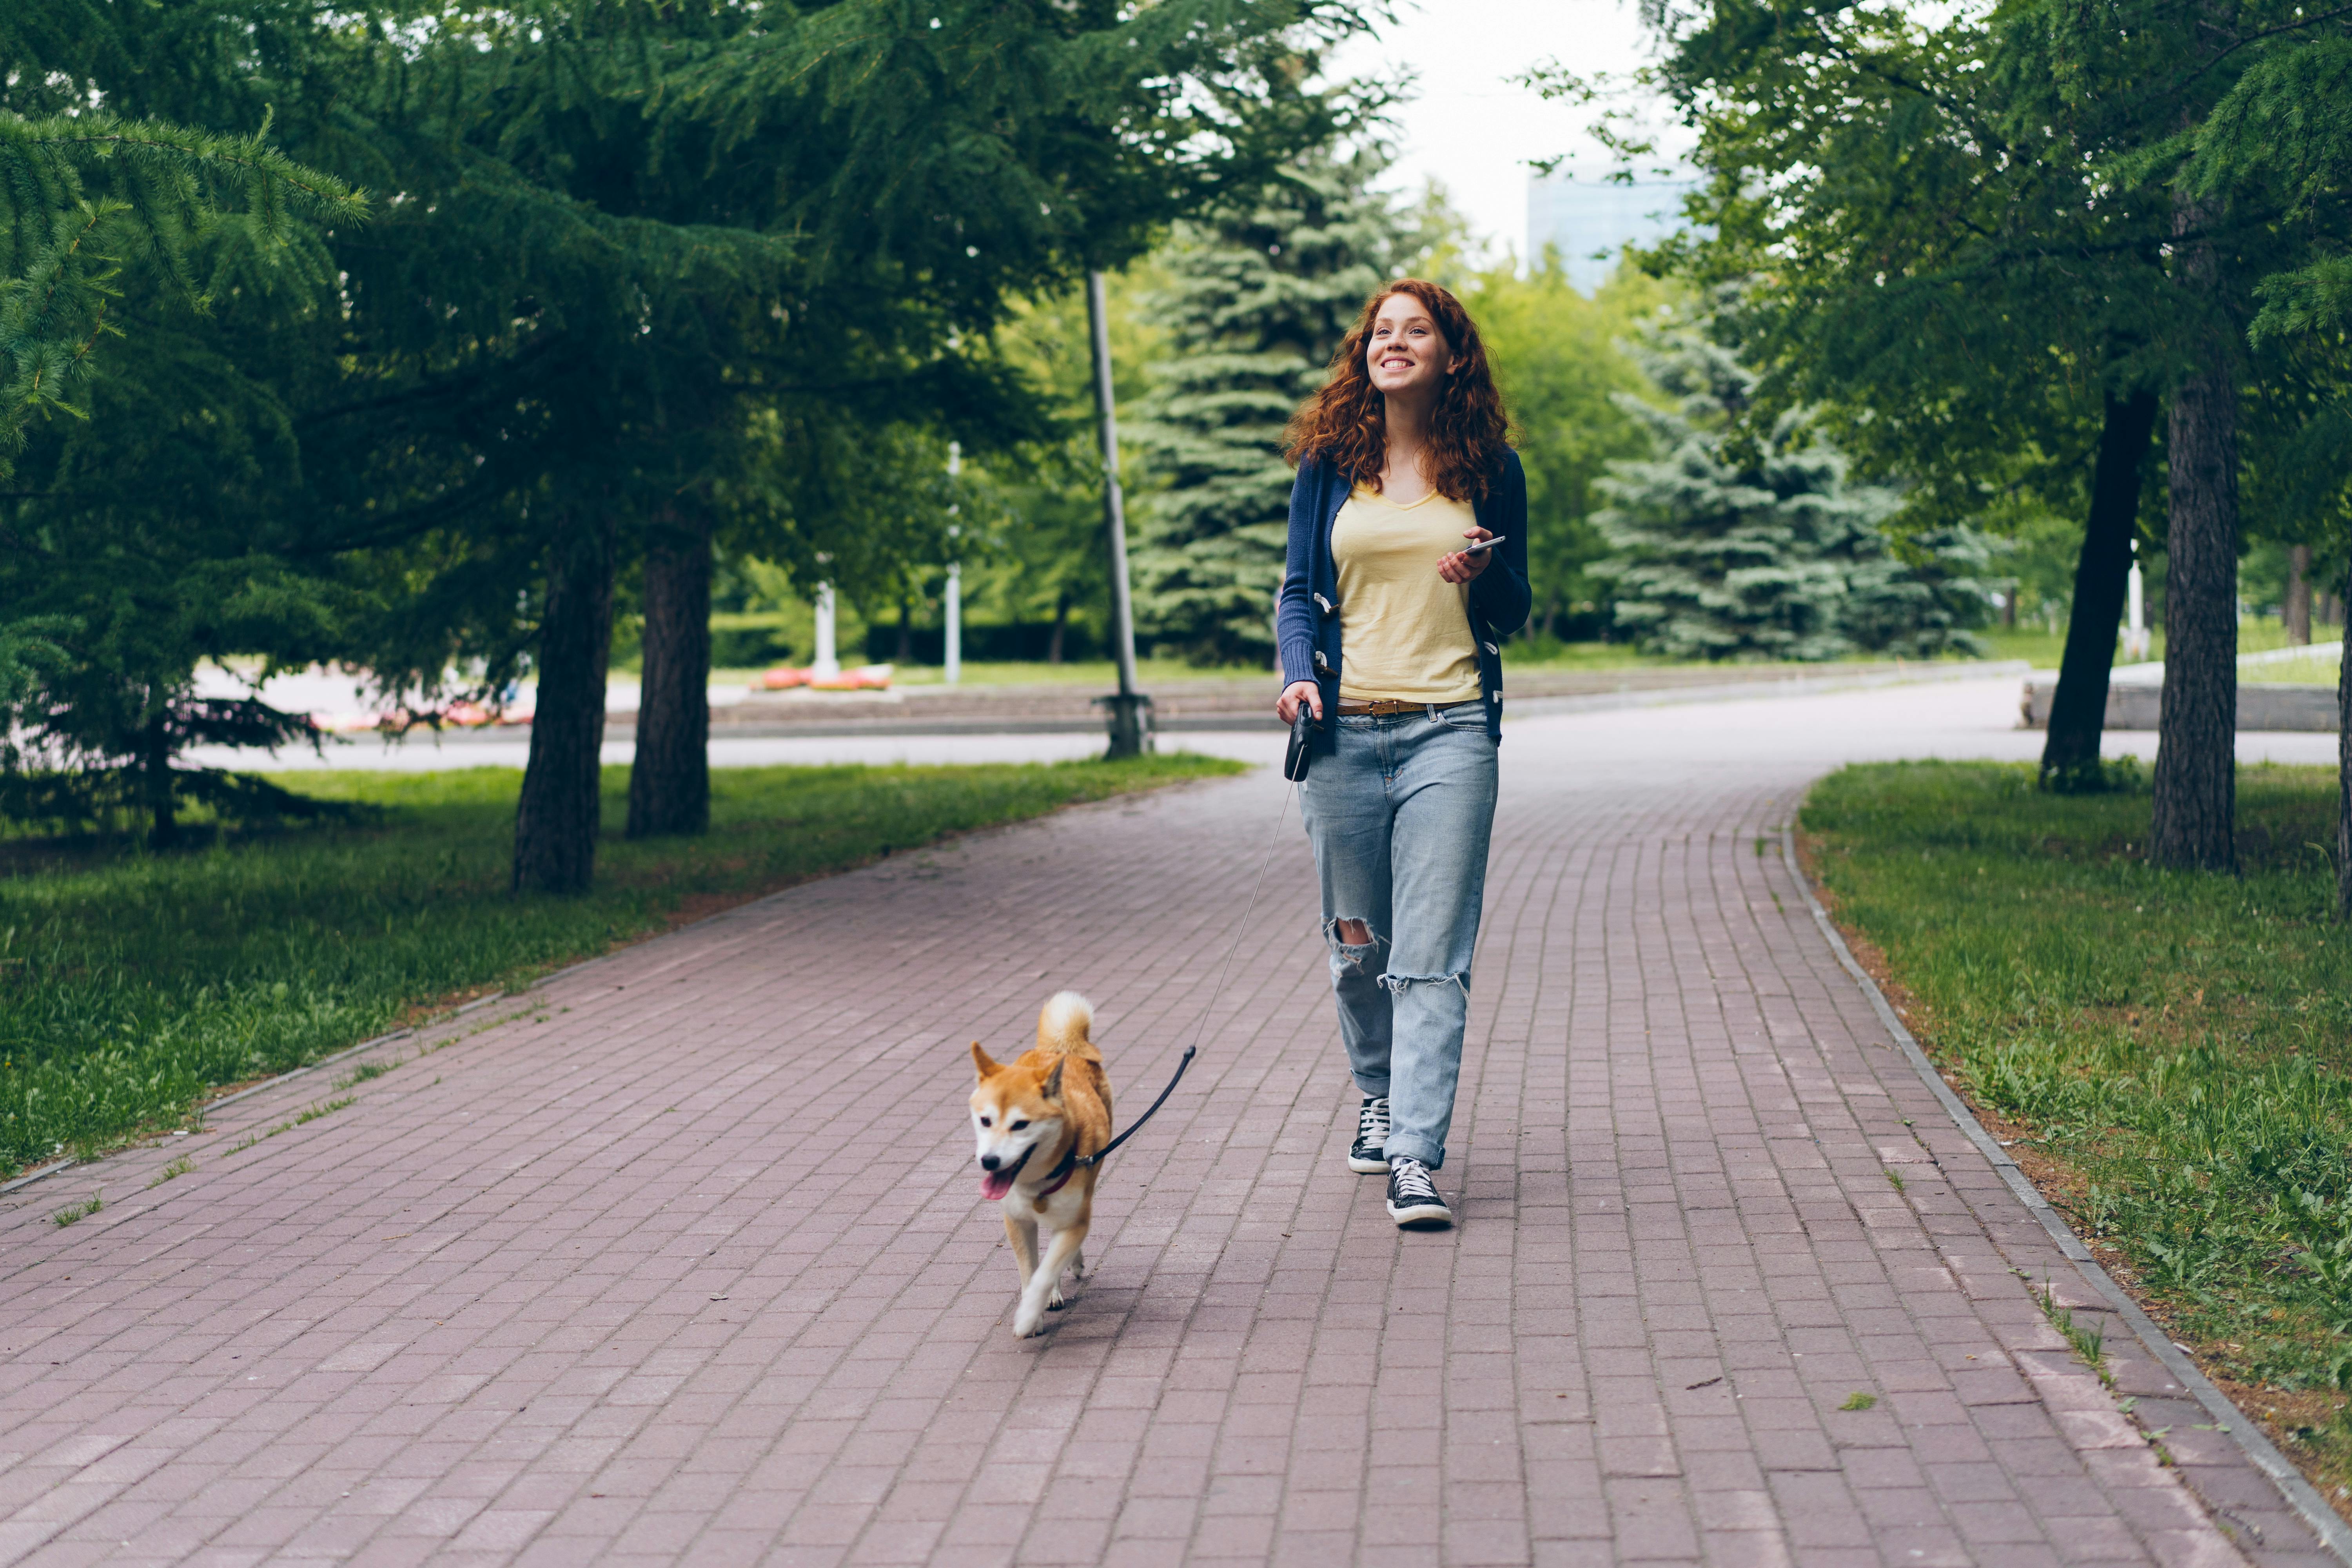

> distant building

[{"left": 1525, "top": 174, "right": 1700, "bottom": 292}]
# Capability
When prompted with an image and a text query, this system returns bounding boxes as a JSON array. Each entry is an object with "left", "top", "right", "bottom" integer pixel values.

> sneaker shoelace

[
  {"left": 1392, "top": 1158, "right": 1438, "bottom": 1202},
  {"left": 1358, "top": 1098, "right": 1390, "bottom": 1143}
]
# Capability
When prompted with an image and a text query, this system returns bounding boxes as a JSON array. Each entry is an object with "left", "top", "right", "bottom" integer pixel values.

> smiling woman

[{"left": 1272, "top": 279, "right": 1533, "bottom": 1230}]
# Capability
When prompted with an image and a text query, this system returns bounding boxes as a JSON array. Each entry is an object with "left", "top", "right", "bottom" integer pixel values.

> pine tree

[
  {"left": 1, "top": 0, "right": 1360, "bottom": 877},
  {"left": 1127, "top": 150, "right": 1410, "bottom": 663},
  {"left": 337, "top": 0, "right": 1366, "bottom": 883},
  {"left": 0, "top": 9, "right": 363, "bottom": 845},
  {"left": 1841, "top": 526, "right": 1993, "bottom": 660},
  {"left": 1594, "top": 328, "right": 1985, "bottom": 661}
]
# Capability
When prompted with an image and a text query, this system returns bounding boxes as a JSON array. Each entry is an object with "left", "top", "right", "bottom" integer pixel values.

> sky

[{"left": 1322, "top": 0, "right": 1686, "bottom": 265}]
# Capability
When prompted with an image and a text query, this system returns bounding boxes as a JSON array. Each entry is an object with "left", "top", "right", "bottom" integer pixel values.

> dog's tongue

[{"left": 980, "top": 1168, "right": 1016, "bottom": 1200}]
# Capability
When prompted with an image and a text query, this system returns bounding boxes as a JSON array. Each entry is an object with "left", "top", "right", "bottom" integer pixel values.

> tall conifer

[
  {"left": 1127, "top": 150, "right": 1407, "bottom": 663},
  {"left": 1594, "top": 328, "right": 1985, "bottom": 661}
]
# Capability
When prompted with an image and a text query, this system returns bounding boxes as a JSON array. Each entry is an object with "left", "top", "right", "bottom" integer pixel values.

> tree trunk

[
  {"left": 2149, "top": 312, "right": 2239, "bottom": 869},
  {"left": 2339, "top": 558, "right": 2350, "bottom": 920},
  {"left": 895, "top": 598, "right": 914, "bottom": 666},
  {"left": 626, "top": 504, "right": 712, "bottom": 840},
  {"left": 514, "top": 507, "right": 618, "bottom": 894},
  {"left": 2286, "top": 544, "right": 2312, "bottom": 645},
  {"left": 2040, "top": 390, "right": 2160, "bottom": 786},
  {"left": 143, "top": 710, "right": 178, "bottom": 849},
  {"left": 1047, "top": 590, "right": 1070, "bottom": 664}
]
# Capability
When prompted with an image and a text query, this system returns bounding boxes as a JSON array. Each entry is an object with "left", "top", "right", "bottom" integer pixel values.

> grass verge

[
  {"left": 1800, "top": 760, "right": 2352, "bottom": 1509},
  {"left": 0, "top": 753, "right": 1240, "bottom": 1176}
]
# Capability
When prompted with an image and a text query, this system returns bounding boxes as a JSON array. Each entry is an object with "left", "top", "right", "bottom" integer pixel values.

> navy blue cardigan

[{"left": 1276, "top": 450, "right": 1533, "bottom": 748}]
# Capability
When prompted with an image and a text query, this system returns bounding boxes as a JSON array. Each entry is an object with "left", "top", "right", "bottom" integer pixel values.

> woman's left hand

[{"left": 1438, "top": 527, "right": 1494, "bottom": 585}]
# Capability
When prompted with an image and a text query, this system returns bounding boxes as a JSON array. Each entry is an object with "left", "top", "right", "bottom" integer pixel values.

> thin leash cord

[{"left": 1079, "top": 775, "right": 1298, "bottom": 1167}]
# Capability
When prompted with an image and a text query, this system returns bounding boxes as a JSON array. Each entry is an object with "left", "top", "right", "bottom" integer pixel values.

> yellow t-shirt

[{"left": 1331, "top": 486, "right": 1483, "bottom": 704}]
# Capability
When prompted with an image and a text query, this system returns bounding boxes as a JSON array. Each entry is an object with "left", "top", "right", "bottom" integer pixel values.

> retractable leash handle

[{"left": 1284, "top": 706, "right": 1321, "bottom": 782}]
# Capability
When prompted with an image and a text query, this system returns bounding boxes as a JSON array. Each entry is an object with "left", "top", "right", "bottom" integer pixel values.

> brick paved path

[{"left": 0, "top": 684, "right": 2333, "bottom": 1566}]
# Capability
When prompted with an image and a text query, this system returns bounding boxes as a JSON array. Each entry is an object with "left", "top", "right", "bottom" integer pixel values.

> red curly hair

[{"left": 1283, "top": 278, "right": 1510, "bottom": 501}]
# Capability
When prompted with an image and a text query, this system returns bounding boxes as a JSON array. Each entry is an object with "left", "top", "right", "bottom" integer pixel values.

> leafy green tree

[
  {"left": 1540, "top": 3, "right": 2165, "bottom": 780},
  {"left": 1562, "top": 0, "right": 2350, "bottom": 855},
  {"left": 1127, "top": 146, "right": 1412, "bottom": 664},
  {"left": 1456, "top": 257, "right": 1670, "bottom": 639},
  {"left": 1593, "top": 326, "right": 1985, "bottom": 660},
  {"left": 347, "top": 0, "right": 1369, "bottom": 882},
  {"left": 2178, "top": 20, "right": 2352, "bottom": 912},
  {"left": 946, "top": 270, "right": 1170, "bottom": 664}
]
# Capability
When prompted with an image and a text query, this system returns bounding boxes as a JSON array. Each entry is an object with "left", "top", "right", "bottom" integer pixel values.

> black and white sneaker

[
  {"left": 1348, "top": 1095, "right": 1391, "bottom": 1172},
  {"left": 1385, "top": 1156, "right": 1453, "bottom": 1228}
]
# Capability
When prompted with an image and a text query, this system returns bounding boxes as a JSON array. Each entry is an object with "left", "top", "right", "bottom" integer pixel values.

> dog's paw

[
  {"left": 1046, "top": 1284, "right": 1068, "bottom": 1312},
  {"left": 1012, "top": 1305, "right": 1047, "bottom": 1338}
]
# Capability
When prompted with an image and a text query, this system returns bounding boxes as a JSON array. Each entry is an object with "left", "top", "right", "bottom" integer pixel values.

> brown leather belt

[{"left": 1334, "top": 697, "right": 1481, "bottom": 717}]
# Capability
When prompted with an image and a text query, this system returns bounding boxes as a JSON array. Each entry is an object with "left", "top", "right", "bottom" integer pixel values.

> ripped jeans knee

[
  {"left": 1323, "top": 916, "right": 1383, "bottom": 973},
  {"left": 1379, "top": 969, "right": 1470, "bottom": 997}
]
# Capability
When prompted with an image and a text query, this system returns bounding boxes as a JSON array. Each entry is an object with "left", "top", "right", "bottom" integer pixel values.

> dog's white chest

[{"left": 1002, "top": 1179, "right": 1086, "bottom": 1229}]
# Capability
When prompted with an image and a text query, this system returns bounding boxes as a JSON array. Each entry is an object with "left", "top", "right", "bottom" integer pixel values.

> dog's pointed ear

[
  {"left": 970, "top": 1042, "right": 997, "bottom": 1079},
  {"left": 1041, "top": 1058, "right": 1066, "bottom": 1102}
]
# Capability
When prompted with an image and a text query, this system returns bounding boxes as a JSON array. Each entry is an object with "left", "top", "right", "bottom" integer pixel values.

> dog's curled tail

[{"left": 1036, "top": 991, "right": 1101, "bottom": 1061}]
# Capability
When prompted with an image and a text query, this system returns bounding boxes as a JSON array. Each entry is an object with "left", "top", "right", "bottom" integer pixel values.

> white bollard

[
  {"left": 2124, "top": 548, "right": 2149, "bottom": 661},
  {"left": 813, "top": 582, "right": 839, "bottom": 678},
  {"left": 945, "top": 562, "right": 962, "bottom": 686}
]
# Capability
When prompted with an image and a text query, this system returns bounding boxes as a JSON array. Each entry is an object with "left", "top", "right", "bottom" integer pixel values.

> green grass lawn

[
  {"left": 1972, "top": 618, "right": 2338, "bottom": 671},
  {"left": 1974, "top": 628, "right": 2118, "bottom": 668},
  {"left": 859, "top": 658, "right": 1260, "bottom": 689},
  {"left": 1802, "top": 761, "right": 2352, "bottom": 1496},
  {"left": 2245, "top": 648, "right": 2347, "bottom": 686},
  {"left": 0, "top": 753, "right": 1240, "bottom": 1176}
]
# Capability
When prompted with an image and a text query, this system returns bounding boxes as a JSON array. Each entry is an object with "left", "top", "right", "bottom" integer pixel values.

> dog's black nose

[{"left": 980, "top": 1154, "right": 1000, "bottom": 1171}]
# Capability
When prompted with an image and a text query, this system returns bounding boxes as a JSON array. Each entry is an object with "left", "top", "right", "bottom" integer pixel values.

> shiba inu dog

[{"left": 970, "top": 992, "right": 1113, "bottom": 1338}]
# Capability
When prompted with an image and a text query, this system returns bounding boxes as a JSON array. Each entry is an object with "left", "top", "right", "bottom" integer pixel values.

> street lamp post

[
  {"left": 1085, "top": 270, "right": 1150, "bottom": 757},
  {"left": 945, "top": 442, "right": 962, "bottom": 686}
]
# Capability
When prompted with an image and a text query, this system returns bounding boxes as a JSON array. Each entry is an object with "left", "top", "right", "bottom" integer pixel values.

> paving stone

[{"left": 0, "top": 693, "right": 2331, "bottom": 1564}]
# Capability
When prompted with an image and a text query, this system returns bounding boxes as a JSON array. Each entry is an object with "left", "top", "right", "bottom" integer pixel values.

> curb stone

[{"left": 1781, "top": 822, "right": 2352, "bottom": 1565}]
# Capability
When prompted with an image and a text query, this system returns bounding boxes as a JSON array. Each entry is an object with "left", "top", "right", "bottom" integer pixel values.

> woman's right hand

[{"left": 1276, "top": 679, "right": 1322, "bottom": 725}]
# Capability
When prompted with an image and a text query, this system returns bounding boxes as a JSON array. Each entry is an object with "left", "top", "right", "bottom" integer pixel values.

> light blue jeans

[{"left": 1299, "top": 704, "right": 1498, "bottom": 1169}]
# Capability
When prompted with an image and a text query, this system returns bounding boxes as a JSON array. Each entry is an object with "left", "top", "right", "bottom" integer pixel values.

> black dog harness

[{"left": 1036, "top": 1135, "right": 1085, "bottom": 1194}]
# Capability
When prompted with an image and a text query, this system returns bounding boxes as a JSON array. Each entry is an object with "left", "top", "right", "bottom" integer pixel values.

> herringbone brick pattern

[{"left": 0, "top": 698, "right": 2327, "bottom": 1565}]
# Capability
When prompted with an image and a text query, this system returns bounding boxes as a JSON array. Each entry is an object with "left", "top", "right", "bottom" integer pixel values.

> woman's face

[{"left": 1365, "top": 292, "right": 1454, "bottom": 400}]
